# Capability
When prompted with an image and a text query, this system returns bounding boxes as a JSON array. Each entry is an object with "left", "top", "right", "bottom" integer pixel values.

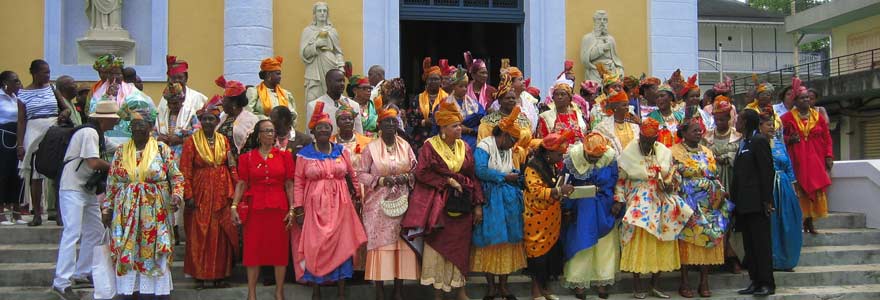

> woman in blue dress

[
  {"left": 446, "top": 68, "right": 485, "bottom": 150},
  {"left": 759, "top": 111, "right": 802, "bottom": 271}
]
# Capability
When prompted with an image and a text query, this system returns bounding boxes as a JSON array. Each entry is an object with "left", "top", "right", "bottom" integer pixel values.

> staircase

[{"left": 1, "top": 212, "right": 879, "bottom": 300}]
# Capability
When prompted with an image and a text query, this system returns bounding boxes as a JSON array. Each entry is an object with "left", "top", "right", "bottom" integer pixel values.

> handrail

[{"left": 731, "top": 47, "right": 880, "bottom": 95}]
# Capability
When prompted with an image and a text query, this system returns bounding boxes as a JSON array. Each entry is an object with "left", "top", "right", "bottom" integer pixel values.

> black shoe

[
  {"left": 753, "top": 286, "right": 775, "bottom": 296},
  {"left": 737, "top": 284, "right": 757, "bottom": 295},
  {"left": 71, "top": 276, "right": 93, "bottom": 289},
  {"left": 52, "top": 286, "right": 81, "bottom": 300}
]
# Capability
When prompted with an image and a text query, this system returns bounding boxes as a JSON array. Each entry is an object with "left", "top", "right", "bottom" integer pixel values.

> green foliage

[{"left": 747, "top": 0, "right": 831, "bottom": 52}]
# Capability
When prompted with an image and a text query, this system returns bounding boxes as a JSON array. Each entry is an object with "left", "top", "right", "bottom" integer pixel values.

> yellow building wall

[
  {"left": 273, "top": 0, "right": 364, "bottom": 128},
  {"left": 0, "top": 1, "right": 44, "bottom": 84},
  {"left": 566, "top": 0, "right": 649, "bottom": 82},
  {"left": 831, "top": 14, "right": 880, "bottom": 57}
]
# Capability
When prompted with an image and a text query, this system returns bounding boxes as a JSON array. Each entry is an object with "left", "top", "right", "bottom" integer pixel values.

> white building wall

[
  {"left": 650, "top": 0, "right": 699, "bottom": 80},
  {"left": 523, "top": 0, "right": 566, "bottom": 95},
  {"left": 363, "top": 0, "right": 401, "bottom": 78}
]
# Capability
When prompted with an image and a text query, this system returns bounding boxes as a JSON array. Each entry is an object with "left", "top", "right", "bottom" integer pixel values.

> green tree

[{"left": 748, "top": 0, "right": 830, "bottom": 53}]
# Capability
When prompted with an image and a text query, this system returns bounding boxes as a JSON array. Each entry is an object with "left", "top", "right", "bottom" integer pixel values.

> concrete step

[
  {"left": 0, "top": 244, "right": 187, "bottom": 264},
  {"left": 802, "top": 228, "right": 880, "bottom": 247},
  {"left": 814, "top": 212, "right": 868, "bottom": 229},
  {"left": 798, "top": 244, "right": 880, "bottom": 266},
  {"left": 5, "top": 283, "right": 880, "bottom": 300}
]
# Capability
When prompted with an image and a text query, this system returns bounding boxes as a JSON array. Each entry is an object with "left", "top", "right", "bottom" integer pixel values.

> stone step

[
  {"left": 5, "top": 283, "right": 880, "bottom": 300},
  {"left": 0, "top": 244, "right": 187, "bottom": 264},
  {"left": 814, "top": 212, "right": 868, "bottom": 229},
  {"left": 802, "top": 228, "right": 880, "bottom": 247}
]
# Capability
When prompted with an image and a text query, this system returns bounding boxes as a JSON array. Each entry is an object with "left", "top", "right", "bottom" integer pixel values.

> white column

[
  {"left": 649, "top": 0, "right": 699, "bottom": 78},
  {"left": 523, "top": 0, "right": 565, "bottom": 96},
  {"left": 363, "top": 0, "right": 401, "bottom": 77},
  {"left": 224, "top": 0, "right": 273, "bottom": 85}
]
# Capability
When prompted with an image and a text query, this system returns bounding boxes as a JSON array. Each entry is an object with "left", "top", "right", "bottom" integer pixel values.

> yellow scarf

[
  {"left": 427, "top": 135, "right": 465, "bottom": 172},
  {"left": 745, "top": 100, "right": 782, "bottom": 129},
  {"left": 121, "top": 138, "right": 159, "bottom": 183},
  {"left": 791, "top": 107, "right": 819, "bottom": 141},
  {"left": 192, "top": 129, "right": 228, "bottom": 166},
  {"left": 419, "top": 89, "right": 449, "bottom": 120},
  {"left": 256, "top": 82, "right": 290, "bottom": 115}
]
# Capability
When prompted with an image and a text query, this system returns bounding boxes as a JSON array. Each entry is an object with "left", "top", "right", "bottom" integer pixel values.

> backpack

[{"left": 33, "top": 124, "right": 100, "bottom": 181}]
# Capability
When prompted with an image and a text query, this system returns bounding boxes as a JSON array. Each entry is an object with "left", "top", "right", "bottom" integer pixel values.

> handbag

[
  {"left": 444, "top": 187, "right": 472, "bottom": 217},
  {"left": 92, "top": 230, "right": 116, "bottom": 299},
  {"left": 380, "top": 193, "right": 408, "bottom": 217},
  {"left": 237, "top": 197, "right": 251, "bottom": 224}
]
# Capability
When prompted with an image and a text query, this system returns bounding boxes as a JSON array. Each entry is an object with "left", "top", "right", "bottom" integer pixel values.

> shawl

[
  {"left": 427, "top": 135, "right": 465, "bottom": 172},
  {"left": 418, "top": 89, "right": 449, "bottom": 120},
  {"left": 618, "top": 140, "right": 672, "bottom": 181},
  {"left": 156, "top": 87, "right": 208, "bottom": 135},
  {"left": 567, "top": 143, "right": 616, "bottom": 175},
  {"left": 121, "top": 138, "right": 159, "bottom": 183},
  {"left": 192, "top": 129, "right": 228, "bottom": 166},
  {"left": 477, "top": 137, "right": 513, "bottom": 173},
  {"left": 467, "top": 81, "right": 491, "bottom": 109},
  {"left": 256, "top": 82, "right": 291, "bottom": 115},
  {"left": 791, "top": 107, "right": 819, "bottom": 141}
]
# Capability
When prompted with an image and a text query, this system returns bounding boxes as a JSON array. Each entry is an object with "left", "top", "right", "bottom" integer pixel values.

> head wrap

[
  {"left": 163, "top": 82, "right": 185, "bottom": 100},
  {"left": 119, "top": 98, "right": 157, "bottom": 124},
  {"left": 580, "top": 80, "right": 600, "bottom": 95},
  {"left": 493, "top": 74, "right": 514, "bottom": 100},
  {"left": 527, "top": 86, "right": 540, "bottom": 99},
  {"left": 640, "top": 76, "right": 661, "bottom": 87},
  {"left": 558, "top": 60, "right": 574, "bottom": 79},
  {"left": 451, "top": 67, "right": 469, "bottom": 85},
  {"left": 597, "top": 64, "right": 622, "bottom": 88},
  {"left": 93, "top": 54, "right": 124, "bottom": 71},
  {"left": 552, "top": 76, "right": 574, "bottom": 96},
  {"left": 308, "top": 101, "right": 331, "bottom": 130},
  {"left": 497, "top": 105, "right": 522, "bottom": 138},
  {"left": 541, "top": 130, "right": 574, "bottom": 152},
  {"left": 713, "top": 76, "right": 733, "bottom": 94},
  {"left": 623, "top": 75, "right": 640, "bottom": 90},
  {"left": 757, "top": 82, "right": 775, "bottom": 94},
  {"left": 260, "top": 56, "right": 283, "bottom": 72},
  {"left": 640, "top": 118, "right": 660, "bottom": 138},
  {"left": 166, "top": 55, "right": 188, "bottom": 76},
  {"left": 434, "top": 98, "right": 463, "bottom": 127},
  {"left": 197, "top": 95, "right": 223, "bottom": 117},
  {"left": 214, "top": 75, "right": 246, "bottom": 97},
  {"left": 422, "top": 57, "right": 442, "bottom": 81},
  {"left": 712, "top": 96, "right": 733, "bottom": 115},
  {"left": 790, "top": 76, "right": 808, "bottom": 101},
  {"left": 463, "top": 51, "right": 486, "bottom": 75},
  {"left": 607, "top": 90, "right": 629, "bottom": 104},
  {"left": 373, "top": 95, "right": 398, "bottom": 122},
  {"left": 657, "top": 83, "right": 675, "bottom": 96},
  {"left": 348, "top": 74, "right": 370, "bottom": 89},
  {"left": 335, "top": 102, "right": 356, "bottom": 119},
  {"left": 678, "top": 74, "right": 700, "bottom": 97},
  {"left": 583, "top": 132, "right": 609, "bottom": 156},
  {"left": 669, "top": 69, "right": 685, "bottom": 85},
  {"left": 381, "top": 78, "right": 406, "bottom": 100},
  {"left": 439, "top": 59, "right": 457, "bottom": 77}
]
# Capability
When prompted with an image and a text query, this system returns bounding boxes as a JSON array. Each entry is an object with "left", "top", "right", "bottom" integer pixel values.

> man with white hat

[{"left": 52, "top": 100, "right": 120, "bottom": 300}]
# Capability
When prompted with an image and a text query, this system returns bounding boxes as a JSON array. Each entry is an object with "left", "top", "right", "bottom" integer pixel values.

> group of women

[{"left": 0, "top": 51, "right": 834, "bottom": 300}]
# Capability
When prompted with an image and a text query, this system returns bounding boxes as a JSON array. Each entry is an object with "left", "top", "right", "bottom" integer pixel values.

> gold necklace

[{"left": 337, "top": 134, "right": 356, "bottom": 144}]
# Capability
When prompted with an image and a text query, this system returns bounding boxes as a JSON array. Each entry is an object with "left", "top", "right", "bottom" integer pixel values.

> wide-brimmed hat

[{"left": 89, "top": 100, "right": 120, "bottom": 119}]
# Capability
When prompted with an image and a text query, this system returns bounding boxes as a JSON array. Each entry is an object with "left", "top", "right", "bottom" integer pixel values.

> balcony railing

[
  {"left": 730, "top": 48, "right": 880, "bottom": 95},
  {"left": 699, "top": 50, "right": 824, "bottom": 74},
  {"left": 794, "top": 0, "right": 833, "bottom": 13}
]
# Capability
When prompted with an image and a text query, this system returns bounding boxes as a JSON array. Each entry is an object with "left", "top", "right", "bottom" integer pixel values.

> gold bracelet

[{"left": 231, "top": 204, "right": 238, "bottom": 209}]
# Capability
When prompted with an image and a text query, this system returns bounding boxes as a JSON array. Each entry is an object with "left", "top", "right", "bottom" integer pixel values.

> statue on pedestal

[
  {"left": 86, "top": 0, "right": 124, "bottom": 30},
  {"left": 300, "top": 2, "right": 345, "bottom": 102},
  {"left": 580, "top": 10, "right": 624, "bottom": 83}
]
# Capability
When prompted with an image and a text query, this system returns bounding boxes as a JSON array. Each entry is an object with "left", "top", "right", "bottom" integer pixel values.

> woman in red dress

[
  {"left": 536, "top": 80, "right": 587, "bottom": 143},
  {"left": 780, "top": 77, "right": 833, "bottom": 234},
  {"left": 230, "top": 119, "right": 296, "bottom": 300},
  {"left": 180, "top": 97, "right": 239, "bottom": 289}
]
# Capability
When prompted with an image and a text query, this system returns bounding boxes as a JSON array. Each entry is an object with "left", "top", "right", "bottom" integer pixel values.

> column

[
  {"left": 523, "top": 0, "right": 566, "bottom": 95},
  {"left": 224, "top": 0, "right": 273, "bottom": 85},
  {"left": 649, "top": 0, "right": 699, "bottom": 77},
  {"left": 363, "top": 0, "right": 400, "bottom": 77}
]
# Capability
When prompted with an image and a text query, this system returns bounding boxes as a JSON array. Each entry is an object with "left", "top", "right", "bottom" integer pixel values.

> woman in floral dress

[
  {"left": 103, "top": 99, "right": 184, "bottom": 299},
  {"left": 671, "top": 118, "right": 732, "bottom": 297}
]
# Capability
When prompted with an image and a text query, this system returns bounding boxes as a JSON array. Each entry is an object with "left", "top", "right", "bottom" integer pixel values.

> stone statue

[
  {"left": 580, "top": 10, "right": 624, "bottom": 83},
  {"left": 300, "top": 2, "right": 345, "bottom": 102},
  {"left": 85, "top": 0, "right": 124, "bottom": 31}
]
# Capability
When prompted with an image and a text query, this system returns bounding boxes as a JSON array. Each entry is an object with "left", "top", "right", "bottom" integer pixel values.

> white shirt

[
  {"left": 60, "top": 128, "right": 101, "bottom": 193},
  {"left": 306, "top": 94, "right": 364, "bottom": 135}
]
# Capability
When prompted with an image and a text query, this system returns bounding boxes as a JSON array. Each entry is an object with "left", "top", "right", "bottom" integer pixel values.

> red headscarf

[
  {"left": 640, "top": 118, "right": 660, "bottom": 138},
  {"left": 166, "top": 55, "right": 188, "bottom": 76},
  {"left": 214, "top": 75, "right": 246, "bottom": 97},
  {"left": 542, "top": 130, "right": 574, "bottom": 152},
  {"left": 308, "top": 101, "right": 331, "bottom": 130}
]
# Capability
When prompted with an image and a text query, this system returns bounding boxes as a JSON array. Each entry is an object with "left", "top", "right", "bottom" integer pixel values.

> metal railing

[
  {"left": 731, "top": 47, "right": 880, "bottom": 95},
  {"left": 699, "top": 50, "right": 823, "bottom": 74}
]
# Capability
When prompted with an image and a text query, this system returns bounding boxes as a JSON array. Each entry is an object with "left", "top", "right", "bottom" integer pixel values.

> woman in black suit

[{"left": 731, "top": 109, "right": 776, "bottom": 296}]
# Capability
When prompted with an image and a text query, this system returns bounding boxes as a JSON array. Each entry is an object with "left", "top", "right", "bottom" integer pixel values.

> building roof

[{"left": 699, "top": 0, "right": 786, "bottom": 23}]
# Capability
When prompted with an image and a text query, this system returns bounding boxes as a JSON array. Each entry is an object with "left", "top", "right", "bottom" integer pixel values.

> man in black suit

[{"left": 731, "top": 109, "right": 776, "bottom": 296}]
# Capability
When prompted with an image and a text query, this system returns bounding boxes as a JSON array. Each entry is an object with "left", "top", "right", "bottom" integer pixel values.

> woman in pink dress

[{"left": 293, "top": 102, "right": 368, "bottom": 299}]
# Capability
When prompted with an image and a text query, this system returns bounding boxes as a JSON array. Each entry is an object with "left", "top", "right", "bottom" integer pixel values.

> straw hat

[{"left": 89, "top": 100, "right": 120, "bottom": 119}]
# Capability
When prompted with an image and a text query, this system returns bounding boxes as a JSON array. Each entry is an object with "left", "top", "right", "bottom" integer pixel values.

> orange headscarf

[
  {"left": 498, "top": 105, "right": 522, "bottom": 138},
  {"left": 434, "top": 98, "right": 463, "bottom": 127},
  {"left": 712, "top": 96, "right": 733, "bottom": 115},
  {"left": 257, "top": 56, "right": 291, "bottom": 114},
  {"left": 640, "top": 118, "right": 660, "bottom": 137},
  {"left": 260, "top": 56, "right": 283, "bottom": 72},
  {"left": 542, "top": 130, "right": 574, "bottom": 152},
  {"left": 308, "top": 101, "right": 331, "bottom": 130},
  {"left": 214, "top": 76, "right": 246, "bottom": 97},
  {"left": 422, "top": 57, "right": 442, "bottom": 81},
  {"left": 373, "top": 95, "right": 398, "bottom": 122},
  {"left": 583, "top": 132, "right": 609, "bottom": 156}
]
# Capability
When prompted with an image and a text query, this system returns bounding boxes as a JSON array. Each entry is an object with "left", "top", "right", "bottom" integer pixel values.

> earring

[{"left": 440, "top": 132, "right": 447, "bottom": 140}]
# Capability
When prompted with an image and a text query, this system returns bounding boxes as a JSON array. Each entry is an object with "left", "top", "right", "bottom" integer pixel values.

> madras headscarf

[
  {"left": 640, "top": 118, "right": 660, "bottom": 137},
  {"left": 373, "top": 94, "right": 398, "bottom": 122},
  {"left": 558, "top": 60, "right": 574, "bottom": 78},
  {"left": 162, "top": 82, "right": 185, "bottom": 100},
  {"left": 580, "top": 80, "right": 600, "bottom": 95},
  {"left": 712, "top": 96, "right": 733, "bottom": 115},
  {"left": 552, "top": 77, "right": 574, "bottom": 96},
  {"left": 583, "top": 132, "right": 609, "bottom": 156},
  {"left": 196, "top": 95, "right": 223, "bottom": 117},
  {"left": 381, "top": 78, "right": 406, "bottom": 99},
  {"left": 623, "top": 75, "right": 640, "bottom": 92},
  {"left": 434, "top": 98, "right": 463, "bottom": 127},
  {"left": 439, "top": 59, "right": 457, "bottom": 77},
  {"left": 757, "top": 82, "right": 775, "bottom": 94},
  {"left": 657, "top": 83, "right": 675, "bottom": 96},
  {"left": 713, "top": 76, "right": 733, "bottom": 94},
  {"left": 542, "top": 130, "right": 574, "bottom": 152},
  {"left": 308, "top": 101, "right": 331, "bottom": 130},
  {"left": 335, "top": 102, "right": 356, "bottom": 119},
  {"left": 790, "top": 76, "right": 808, "bottom": 101},
  {"left": 422, "top": 57, "right": 442, "bottom": 81},
  {"left": 119, "top": 98, "right": 157, "bottom": 124},
  {"left": 493, "top": 74, "right": 513, "bottom": 100},
  {"left": 260, "top": 56, "right": 283, "bottom": 72},
  {"left": 678, "top": 74, "right": 700, "bottom": 97},
  {"left": 451, "top": 67, "right": 469, "bottom": 85},
  {"left": 464, "top": 51, "right": 487, "bottom": 75},
  {"left": 640, "top": 76, "right": 661, "bottom": 88},
  {"left": 93, "top": 54, "right": 124, "bottom": 71},
  {"left": 214, "top": 75, "right": 246, "bottom": 97},
  {"left": 597, "top": 64, "right": 621, "bottom": 88},
  {"left": 497, "top": 105, "right": 522, "bottom": 137},
  {"left": 166, "top": 55, "right": 188, "bottom": 76},
  {"left": 669, "top": 69, "right": 685, "bottom": 86},
  {"left": 527, "top": 86, "right": 540, "bottom": 99},
  {"left": 607, "top": 90, "right": 629, "bottom": 104}
]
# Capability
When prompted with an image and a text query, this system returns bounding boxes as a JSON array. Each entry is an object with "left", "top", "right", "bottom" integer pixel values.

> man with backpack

[{"left": 52, "top": 100, "right": 119, "bottom": 300}]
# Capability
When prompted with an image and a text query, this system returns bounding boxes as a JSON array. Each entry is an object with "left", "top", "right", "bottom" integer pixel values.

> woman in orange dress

[{"left": 180, "top": 97, "right": 239, "bottom": 289}]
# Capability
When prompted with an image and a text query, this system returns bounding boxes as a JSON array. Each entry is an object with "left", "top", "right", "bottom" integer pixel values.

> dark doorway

[{"left": 399, "top": 20, "right": 520, "bottom": 98}]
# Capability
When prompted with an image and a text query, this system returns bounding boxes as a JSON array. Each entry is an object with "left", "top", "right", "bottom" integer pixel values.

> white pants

[{"left": 53, "top": 190, "right": 104, "bottom": 289}]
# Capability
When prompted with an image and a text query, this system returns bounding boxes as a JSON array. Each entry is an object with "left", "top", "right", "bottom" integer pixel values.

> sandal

[
  {"left": 678, "top": 287, "right": 694, "bottom": 298},
  {"left": 633, "top": 292, "right": 648, "bottom": 299},
  {"left": 698, "top": 287, "right": 711, "bottom": 298},
  {"left": 651, "top": 288, "right": 670, "bottom": 299}
]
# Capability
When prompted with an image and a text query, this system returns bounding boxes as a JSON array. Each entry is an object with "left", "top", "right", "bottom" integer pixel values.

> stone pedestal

[{"left": 76, "top": 29, "right": 136, "bottom": 65}]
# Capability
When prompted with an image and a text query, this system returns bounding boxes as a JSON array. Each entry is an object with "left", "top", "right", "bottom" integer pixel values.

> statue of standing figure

[
  {"left": 85, "top": 0, "right": 124, "bottom": 30},
  {"left": 580, "top": 10, "right": 625, "bottom": 83},
  {"left": 300, "top": 2, "right": 345, "bottom": 102}
]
